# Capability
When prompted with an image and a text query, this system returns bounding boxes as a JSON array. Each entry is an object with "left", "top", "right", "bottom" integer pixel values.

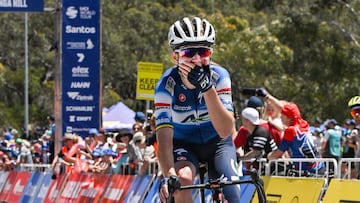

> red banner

[
  {"left": 43, "top": 174, "right": 68, "bottom": 203},
  {"left": 0, "top": 171, "right": 16, "bottom": 201},
  {"left": 57, "top": 172, "right": 86, "bottom": 202},
  {"left": 6, "top": 171, "right": 31, "bottom": 203},
  {"left": 100, "top": 175, "right": 135, "bottom": 203},
  {"left": 76, "top": 173, "right": 110, "bottom": 203}
]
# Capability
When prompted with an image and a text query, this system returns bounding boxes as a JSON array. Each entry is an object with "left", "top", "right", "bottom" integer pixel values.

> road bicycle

[{"left": 167, "top": 167, "right": 266, "bottom": 203}]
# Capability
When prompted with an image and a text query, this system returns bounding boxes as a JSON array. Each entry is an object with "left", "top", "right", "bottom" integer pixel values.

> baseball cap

[
  {"left": 63, "top": 133, "right": 74, "bottom": 141},
  {"left": 246, "top": 96, "right": 264, "bottom": 108},
  {"left": 132, "top": 132, "right": 144, "bottom": 143},
  {"left": 134, "top": 112, "right": 146, "bottom": 122},
  {"left": 88, "top": 128, "right": 98, "bottom": 135},
  {"left": 242, "top": 107, "right": 260, "bottom": 125}
]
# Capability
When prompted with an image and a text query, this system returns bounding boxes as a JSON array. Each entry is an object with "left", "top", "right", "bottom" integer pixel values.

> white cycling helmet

[{"left": 168, "top": 17, "right": 215, "bottom": 49}]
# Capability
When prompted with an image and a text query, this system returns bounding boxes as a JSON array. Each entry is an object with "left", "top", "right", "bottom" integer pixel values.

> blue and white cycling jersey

[{"left": 154, "top": 64, "right": 233, "bottom": 144}]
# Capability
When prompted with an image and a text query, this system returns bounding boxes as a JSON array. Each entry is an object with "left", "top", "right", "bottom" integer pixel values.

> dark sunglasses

[
  {"left": 176, "top": 47, "right": 213, "bottom": 58},
  {"left": 351, "top": 108, "right": 360, "bottom": 117}
]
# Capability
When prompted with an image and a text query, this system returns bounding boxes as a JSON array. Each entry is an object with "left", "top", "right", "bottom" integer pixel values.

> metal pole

[
  {"left": 24, "top": 12, "right": 29, "bottom": 139},
  {"left": 54, "top": 1, "right": 62, "bottom": 158}
]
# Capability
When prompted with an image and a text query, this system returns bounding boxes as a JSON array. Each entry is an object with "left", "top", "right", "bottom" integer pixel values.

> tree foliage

[{"left": 0, "top": 0, "right": 359, "bottom": 133}]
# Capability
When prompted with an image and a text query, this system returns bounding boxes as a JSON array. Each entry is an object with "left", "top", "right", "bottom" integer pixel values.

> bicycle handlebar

[{"left": 170, "top": 169, "right": 266, "bottom": 203}]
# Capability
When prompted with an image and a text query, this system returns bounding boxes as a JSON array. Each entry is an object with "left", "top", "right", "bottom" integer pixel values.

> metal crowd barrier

[
  {"left": 265, "top": 158, "right": 338, "bottom": 178},
  {"left": 240, "top": 158, "right": 268, "bottom": 175},
  {"left": 338, "top": 158, "right": 360, "bottom": 179},
  {"left": 119, "top": 159, "right": 159, "bottom": 175},
  {"left": 18, "top": 164, "right": 53, "bottom": 172}
]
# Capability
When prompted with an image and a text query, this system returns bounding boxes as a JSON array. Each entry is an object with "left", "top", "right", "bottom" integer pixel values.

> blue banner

[
  {"left": 61, "top": 0, "right": 101, "bottom": 138},
  {"left": 0, "top": 0, "right": 43, "bottom": 12},
  {"left": 125, "top": 175, "right": 154, "bottom": 203},
  {"left": 19, "top": 172, "right": 44, "bottom": 203}
]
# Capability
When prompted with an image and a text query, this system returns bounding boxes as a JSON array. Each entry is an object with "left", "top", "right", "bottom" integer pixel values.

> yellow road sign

[{"left": 136, "top": 62, "right": 163, "bottom": 100}]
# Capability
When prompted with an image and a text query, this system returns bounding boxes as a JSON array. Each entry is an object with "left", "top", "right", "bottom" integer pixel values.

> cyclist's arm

[
  {"left": 203, "top": 88, "right": 234, "bottom": 138},
  {"left": 157, "top": 127, "right": 177, "bottom": 177}
]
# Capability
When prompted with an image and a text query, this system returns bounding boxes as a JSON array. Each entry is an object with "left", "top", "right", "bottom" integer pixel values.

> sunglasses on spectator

[
  {"left": 176, "top": 46, "right": 213, "bottom": 58},
  {"left": 351, "top": 108, "right": 360, "bottom": 117}
]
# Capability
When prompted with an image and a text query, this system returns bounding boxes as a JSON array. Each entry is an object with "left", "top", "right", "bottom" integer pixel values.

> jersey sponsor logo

[
  {"left": 173, "top": 105, "right": 191, "bottom": 111},
  {"left": 181, "top": 112, "right": 209, "bottom": 123},
  {"left": 179, "top": 93, "right": 186, "bottom": 102},
  {"left": 156, "top": 118, "right": 171, "bottom": 124},
  {"left": 165, "top": 76, "right": 175, "bottom": 96},
  {"left": 177, "top": 156, "right": 187, "bottom": 161},
  {"left": 174, "top": 148, "right": 187, "bottom": 155},
  {"left": 154, "top": 103, "right": 170, "bottom": 110}
]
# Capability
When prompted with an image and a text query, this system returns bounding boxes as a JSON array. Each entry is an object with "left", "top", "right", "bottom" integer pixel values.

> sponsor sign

[
  {"left": 43, "top": 173, "right": 68, "bottom": 203},
  {"left": 0, "top": 171, "right": 13, "bottom": 201},
  {"left": 77, "top": 173, "right": 110, "bottom": 202},
  {"left": 20, "top": 172, "right": 45, "bottom": 203},
  {"left": 5, "top": 171, "right": 31, "bottom": 203},
  {"left": 0, "top": 0, "right": 44, "bottom": 12},
  {"left": 0, "top": 172, "right": 9, "bottom": 193},
  {"left": 61, "top": 0, "right": 101, "bottom": 137},
  {"left": 124, "top": 175, "right": 154, "bottom": 203},
  {"left": 33, "top": 173, "right": 53, "bottom": 203},
  {"left": 136, "top": 62, "right": 163, "bottom": 100},
  {"left": 143, "top": 177, "right": 161, "bottom": 203},
  {"left": 100, "top": 175, "right": 135, "bottom": 203}
]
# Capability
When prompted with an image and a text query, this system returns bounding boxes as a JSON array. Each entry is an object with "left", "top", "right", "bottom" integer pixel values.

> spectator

[
  {"left": 312, "top": 128, "right": 324, "bottom": 156},
  {"left": 51, "top": 133, "right": 76, "bottom": 176},
  {"left": 234, "top": 96, "right": 283, "bottom": 148},
  {"left": 134, "top": 111, "right": 146, "bottom": 124},
  {"left": 264, "top": 98, "right": 286, "bottom": 133},
  {"left": 93, "top": 130, "right": 111, "bottom": 151},
  {"left": 341, "top": 119, "right": 358, "bottom": 178},
  {"left": 266, "top": 92, "right": 325, "bottom": 174},
  {"left": 15, "top": 138, "right": 33, "bottom": 164},
  {"left": 132, "top": 131, "right": 156, "bottom": 175},
  {"left": 132, "top": 123, "right": 143, "bottom": 134},
  {"left": 115, "top": 128, "right": 141, "bottom": 174},
  {"left": 238, "top": 107, "right": 278, "bottom": 174},
  {"left": 322, "top": 119, "right": 343, "bottom": 172}
]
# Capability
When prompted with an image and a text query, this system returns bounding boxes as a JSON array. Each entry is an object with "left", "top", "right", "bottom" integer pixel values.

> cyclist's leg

[
  {"left": 173, "top": 144, "right": 199, "bottom": 203},
  {"left": 208, "top": 136, "right": 240, "bottom": 202}
]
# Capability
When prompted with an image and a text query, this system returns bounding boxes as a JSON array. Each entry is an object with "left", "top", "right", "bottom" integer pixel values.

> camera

[{"left": 241, "top": 88, "right": 257, "bottom": 96}]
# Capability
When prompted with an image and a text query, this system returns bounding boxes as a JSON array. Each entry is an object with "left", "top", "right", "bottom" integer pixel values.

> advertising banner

[
  {"left": 143, "top": 177, "right": 161, "bottom": 203},
  {"left": 20, "top": 172, "right": 45, "bottom": 202},
  {"left": 124, "top": 175, "right": 154, "bottom": 203},
  {"left": 0, "top": 171, "right": 9, "bottom": 193},
  {"left": 61, "top": 0, "right": 101, "bottom": 138},
  {"left": 0, "top": 171, "right": 15, "bottom": 201},
  {"left": 0, "top": 0, "right": 44, "bottom": 12},
  {"left": 76, "top": 173, "right": 110, "bottom": 202},
  {"left": 5, "top": 171, "right": 31, "bottom": 203},
  {"left": 33, "top": 173, "right": 54, "bottom": 203},
  {"left": 100, "top": 175, "right": 135, "bottom": 203},
  {"left": 57, "top": 172, "right": 86, "bottom": 202},
  {"left": 43, "top": 173, "right": 68, "bottom": 203}
]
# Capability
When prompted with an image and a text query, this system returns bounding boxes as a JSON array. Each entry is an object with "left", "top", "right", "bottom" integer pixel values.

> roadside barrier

[{"left": 0, "top": 157, "right": 359, "bottom": 202}]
